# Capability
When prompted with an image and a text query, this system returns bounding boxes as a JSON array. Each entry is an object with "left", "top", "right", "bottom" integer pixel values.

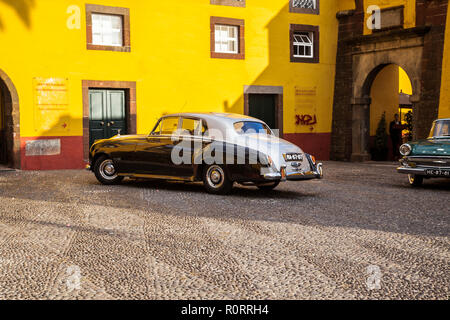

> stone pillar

[
  {"left": 351, "top": 97, "right": 371, "bottom": 162},
  {"left": 409, "top": 94, "right": 421, "bottom": 141}
]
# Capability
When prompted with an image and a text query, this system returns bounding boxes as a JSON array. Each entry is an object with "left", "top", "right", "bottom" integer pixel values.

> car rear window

[{"left": 234, "top": 121, "right": 272, "bottom": 135}]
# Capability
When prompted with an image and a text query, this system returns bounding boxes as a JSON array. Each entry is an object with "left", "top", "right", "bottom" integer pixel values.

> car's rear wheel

[
  {"left": 203, "top": 164, "right": 233, "bottom": 195},
  {"left": 94, "top": 156, "right": 124, "bottom": 185},
  {"left": 408, "top": 174, "right": 423, "bottom": 187},
  {"left": 257, "top": 181, "right": 280, "bottom": 191}
]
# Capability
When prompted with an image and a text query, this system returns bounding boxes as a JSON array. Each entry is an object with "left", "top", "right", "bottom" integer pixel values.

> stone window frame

[
  {"left": 82, "top": 80, "right": 136, "bottom": 161},
  {"left": 210, "top": 0, "right": 246, "bottom": 7},
  {"left": 289, "top": 0, "right": 320, "bottom": 15},
  {"left": 372, "top": 5, "right": 405, "bottom": 33},
  {"left": 85, "top": 4, "right": 131, "bottom": 52},
  {"left": 290, "top": 24, "right": 320, "bottom": 64},
  {"left": 210, "top": 16, "right": 245, "bottom": 60}
]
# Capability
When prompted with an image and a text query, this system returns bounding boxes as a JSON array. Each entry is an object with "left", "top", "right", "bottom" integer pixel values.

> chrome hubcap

[
  {"left": 99, "top": 159, "right": 117, "bottom": 180},
  {"left": 210, "top": 170, "right": 221, "bottom": 184},
  {"left": 206, "top": 166, "right": 224, "bottom": 189},
  {"left": 104, "top": 164, "right": 115, "bottom": 175}
]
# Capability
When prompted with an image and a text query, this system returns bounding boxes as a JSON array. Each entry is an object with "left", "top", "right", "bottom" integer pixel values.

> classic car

[
  {"left": 397, "top": 118, "right": 450, "bottom": 186},
  {"left": 88, "top": 113, "right": 323, "bottom": 194}
]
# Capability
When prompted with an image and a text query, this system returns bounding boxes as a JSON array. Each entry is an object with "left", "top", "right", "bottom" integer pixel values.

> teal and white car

[{"left": 397, "top": 118, "right": 450, "bottom": 186}]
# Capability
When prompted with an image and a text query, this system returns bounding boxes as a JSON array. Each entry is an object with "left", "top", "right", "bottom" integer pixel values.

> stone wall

[{"left": 331, "top": 0, "right": 449, "bottom": 161}]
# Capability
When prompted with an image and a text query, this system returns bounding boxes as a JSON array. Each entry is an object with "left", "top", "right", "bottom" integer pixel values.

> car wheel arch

[{"left": 93, "top": 152, "right": 110, "bottom": 167}]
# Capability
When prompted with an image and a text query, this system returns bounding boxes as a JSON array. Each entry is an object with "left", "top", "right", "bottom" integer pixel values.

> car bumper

[
  {"left": 397, "top": 166, "right": 428, "bottom": 175},
  {"left": 397, "top": 166, "right": 450, "bottom": 177},
  {"left": 263, "top": 163, "right": 323, "bottom": 181}
]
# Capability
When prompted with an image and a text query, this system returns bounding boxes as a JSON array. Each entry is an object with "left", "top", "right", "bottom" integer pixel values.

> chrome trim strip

[
  {"left": 414, "top": 166, "right": 450, "bottom": 169},
  {"left": 407, "top": 156, "right": 450, "bottom": 160},
  {"left": 397, "top": 167, "right": 428, "bottom": 175},
  {"left": 119, "top": 173, "right": 195, "bottom": 182}
]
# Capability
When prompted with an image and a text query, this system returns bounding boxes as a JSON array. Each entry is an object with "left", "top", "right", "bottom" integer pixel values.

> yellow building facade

[
  {"left": 0, "top": 0, "right": 448, "bottom": 169},
  {"left": 0, "top": 0, "right": 344, "bottom": 169}
]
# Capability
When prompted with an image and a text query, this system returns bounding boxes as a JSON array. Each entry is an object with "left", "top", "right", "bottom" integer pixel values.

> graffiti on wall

[
  {"left": 296, "top": 114, "right": 317, "bottom": 126},
  {"left": 295, "top": 86, "right": 318, "bottom": 131}
]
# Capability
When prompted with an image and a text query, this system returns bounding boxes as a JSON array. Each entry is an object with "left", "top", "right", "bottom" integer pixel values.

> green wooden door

[
  {"left": 89, "top": 89, "right": 127, "bottom": 147},
  {"left": 248, "top": 94, "right": 277, "bottom": 129}
]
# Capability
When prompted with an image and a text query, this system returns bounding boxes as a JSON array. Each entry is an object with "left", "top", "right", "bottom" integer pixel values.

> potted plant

[{"left": 404, "top": 111, "right": 413, "bottom": 142}]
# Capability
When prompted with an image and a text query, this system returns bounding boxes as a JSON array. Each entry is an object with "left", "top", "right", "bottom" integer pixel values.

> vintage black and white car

[{"left": 88, "top": 113, "right": 323, "bottom": 194}]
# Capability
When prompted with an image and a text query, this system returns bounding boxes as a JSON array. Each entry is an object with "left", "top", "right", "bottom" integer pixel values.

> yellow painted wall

[
  {"left": 0, "top": 0, "right": 341, "bottom": 140},
  {"left": 338, "top": 0, "right": 356, "bottom": 11},
  {"left": 399, "top": 67, "right": 412, "bottom": 95},
  {"left": 370, "top": 64, "right": 400, "bottom": 136},
  {"left": 439, "top": 0, "right": 450, "bottom": 118},
  {"left": 364, "top": 0, "right": 416, "bottom": 35}
]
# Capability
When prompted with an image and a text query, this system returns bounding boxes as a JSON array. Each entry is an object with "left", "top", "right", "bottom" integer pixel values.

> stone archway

[
  {"left": 350, "top": 32, "right": 424, "bottom": 161},
  {"left": 0, "top": 69, "right": 21, "bottom": 169},
  {"left": 331, "top": 0, "right": 448, "bottom": 161}
]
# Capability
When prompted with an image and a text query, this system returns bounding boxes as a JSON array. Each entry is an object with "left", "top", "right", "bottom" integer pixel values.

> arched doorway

[
  {"left": 362, "top": 64, "right": 414, "bottom": 161},
  {"left": 350, "top": 57, "right": 421, "bottom": 162},
  {"left": 331, "top": 1, "right": 447, "bottom": 162},
  {"left": 0, "top": 69, "right": 20, "bottom": 169}
]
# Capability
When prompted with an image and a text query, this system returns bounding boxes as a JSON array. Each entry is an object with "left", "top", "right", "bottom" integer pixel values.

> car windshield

[
  {"left": 234, "top": 121, "right": 273, "bottom": 135},
  {"left": 429, "top": 120, "right": 450, "bottom": 138}
]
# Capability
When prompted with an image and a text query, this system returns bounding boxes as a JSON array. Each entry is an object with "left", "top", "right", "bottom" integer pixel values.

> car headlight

[{"left": 399, "top": 144, "right": 412, "bottom": 156}]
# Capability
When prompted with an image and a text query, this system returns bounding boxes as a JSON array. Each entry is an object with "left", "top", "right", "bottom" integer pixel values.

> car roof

[
  {"left": 161, "top": 112, "right": 267, "bottom": 126},
  {"left": 435, "top": 118, "right": 450, "bottom": 121}
]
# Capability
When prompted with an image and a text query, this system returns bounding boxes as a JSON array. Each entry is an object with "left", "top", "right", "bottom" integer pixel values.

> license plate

[
  {"left": 425, "top": 169, "right": 450, "bottom": 177},
  {"left": 283, "top": 153, "right": 303, "bottom": 162}
]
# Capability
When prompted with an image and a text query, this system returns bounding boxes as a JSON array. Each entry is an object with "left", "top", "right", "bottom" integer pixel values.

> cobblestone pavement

[{"left": 0, "top": 161, "right": 448, "bottom": 300}]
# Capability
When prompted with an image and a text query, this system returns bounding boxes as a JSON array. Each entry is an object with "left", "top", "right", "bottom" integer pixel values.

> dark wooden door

[
  {"left": 89, "top": 89, "right": 127, "bottom": 147},
  {"left": 248, "top": 94, "right": 277, "bottom": 129}
]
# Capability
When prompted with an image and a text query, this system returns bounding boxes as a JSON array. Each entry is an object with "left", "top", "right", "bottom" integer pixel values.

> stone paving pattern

[{"left": 0, "top": 162, "right": 448, "bottom": 299}]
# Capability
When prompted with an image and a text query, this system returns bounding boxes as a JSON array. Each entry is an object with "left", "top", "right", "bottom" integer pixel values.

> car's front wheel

[
  {"left": 203, "top": 164, "right": 233, "bottom": 195},
  {"left": 408, "top": 174, "right": 423, "bottom": 187},
  {"left": 94, "top": 156, "right": 124, "bottom": 185}
]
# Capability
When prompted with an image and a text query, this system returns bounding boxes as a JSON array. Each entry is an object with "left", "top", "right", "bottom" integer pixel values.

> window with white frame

[
  {"left": 91, "top": 13, "right": 123, "bottom": 47},
  {"left": 214, "top": 25, "right": 239, "bottom": 54},
  {"left": 293, "top": 32, "right": 314, "bottom": 58},
  {"left": 292, "top": 0, "right": 316, "bottom": 10}
]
